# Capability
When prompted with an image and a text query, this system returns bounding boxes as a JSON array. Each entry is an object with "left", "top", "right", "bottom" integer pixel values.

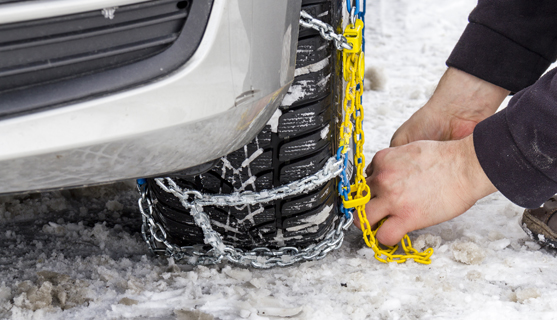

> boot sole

[{"left": 521, "top": 210, "right": 557, "bottom": 249}]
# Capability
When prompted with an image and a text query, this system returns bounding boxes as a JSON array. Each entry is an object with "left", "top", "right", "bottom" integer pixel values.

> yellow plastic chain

[{"left": 340, "top": 19, "right": 434, "bottom": 264}]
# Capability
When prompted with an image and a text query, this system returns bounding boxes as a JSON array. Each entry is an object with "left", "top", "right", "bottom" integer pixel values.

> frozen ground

[{"left": 2, "top": 0, "right": 556, "bottom": 319}]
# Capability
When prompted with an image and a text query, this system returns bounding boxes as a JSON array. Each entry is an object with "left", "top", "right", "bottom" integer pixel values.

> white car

[
  {"left": 0, "top": 0, "right": 349, "bottom": 260},
  {"left": 0, "top": 0, "right": 301, "bottom": 192}
]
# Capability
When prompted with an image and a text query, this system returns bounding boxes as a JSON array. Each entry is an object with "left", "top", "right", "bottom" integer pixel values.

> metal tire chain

[
  {"left": 299, "top": 11, "right": 352, "bottom": 51},
  {"left": 138, "top": 155, "right": 354, "bottom": 268},
  {"left": 135, "top": 11, "right": 358, "bottom": 268}
]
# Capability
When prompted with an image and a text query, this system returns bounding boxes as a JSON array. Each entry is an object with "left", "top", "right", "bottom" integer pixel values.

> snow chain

[
  {"left": 137, "top": 3, "right": 433, "bottom": 268},
  {"left": 334, "top": 3, "right": 433, "bottom": 264},
  {"left": 137, "top": 157, "right": 353, "bottom": 268}
]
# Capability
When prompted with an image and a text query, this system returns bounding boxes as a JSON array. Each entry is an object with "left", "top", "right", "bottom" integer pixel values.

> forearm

[
  {"left": 426, "top": 67, "right": 509, "bottom": 126},
  {"left": 390, "top": 67, "right": 509, "bottom": 146}
]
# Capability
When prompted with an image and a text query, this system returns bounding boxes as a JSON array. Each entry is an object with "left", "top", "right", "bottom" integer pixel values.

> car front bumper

[{"left": 0, "top": 0, "right": 301, "bottom": 194}]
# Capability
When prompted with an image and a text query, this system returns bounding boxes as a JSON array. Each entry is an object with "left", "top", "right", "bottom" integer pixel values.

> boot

[{"left": 522, "top": 196, "right": 557, "bottom": 248}]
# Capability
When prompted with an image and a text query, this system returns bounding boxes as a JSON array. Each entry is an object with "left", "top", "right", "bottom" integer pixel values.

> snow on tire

[{"left": 147, "top": 0, "right": 346, "bottom": 250}]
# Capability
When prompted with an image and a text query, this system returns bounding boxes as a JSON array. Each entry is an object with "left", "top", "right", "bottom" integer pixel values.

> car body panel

[{"left": 0, "top": 0, "right": 301, "bottom": 194}]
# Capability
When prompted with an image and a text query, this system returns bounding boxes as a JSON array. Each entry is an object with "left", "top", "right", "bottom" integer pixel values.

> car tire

[{"left": 147, "top": 0, "right": 346, "bottom": 251}]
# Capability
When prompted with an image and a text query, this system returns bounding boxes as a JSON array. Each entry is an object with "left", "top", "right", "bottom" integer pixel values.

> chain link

[
  {"left": 138, "top": 154, "right": 354, "bottom": 268},
  {"left": 299, "top": 11, "right": 352, "bottom": 51},
  {"left": 338, "top": 15, "right": 433, "bottom": 264},
  {"left": 155, "top": 156, "right": 343, "bottom": 208}
]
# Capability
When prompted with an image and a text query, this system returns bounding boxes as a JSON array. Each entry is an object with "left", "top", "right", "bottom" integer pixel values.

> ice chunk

[
  {"left": 249, "top": 277, "right": 267, "bottom": 289},
  {"left": 465, "top": 270, "right": 482, "bottom": 281},
  {"left": 118, "top": 297, "right": 138, "bottom": 306},
  {"left": 524, "top": 241, "right": 541, "bottom": 250},
  {"left": 451, "top": 241, "right": 486, "bottom": 265},
  {"left": 14, "top": 281, "right": 52, "bottom": 311},
  {"left": 175, "top": 309, "right": 215, "bottom": 320},
  {"left": 223, "top": 266, "right": 252, "bottom": 282},
  {"left": 105, "top": 200, "right": 123, "bottom": 212},
  {"left": 512, "top": 287, "right": 540, "bottom": 303},
  {"left": 258, "top": 306, "right": 303, "bottom": 317},
  {"left": 412, "top": 233, "right": 442, "bottom": 251},
  {"left": 0, "top": 285, "right": 11, "bottom": 302},
  {"left": 488, "top": 238, "right": 511, "bottom": 251}
]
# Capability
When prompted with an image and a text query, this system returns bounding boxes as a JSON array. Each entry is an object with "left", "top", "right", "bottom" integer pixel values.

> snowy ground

[{"left": 2, "top": 0, "right": 557, "bottom": 319}]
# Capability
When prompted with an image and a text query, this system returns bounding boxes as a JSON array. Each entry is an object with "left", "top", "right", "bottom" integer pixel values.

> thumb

[
  {"left": 390, "top": 129, "right": 410, "bottom": 147},
  {"left": 375, "top": 217, "right": 409, "bottom": 247}
]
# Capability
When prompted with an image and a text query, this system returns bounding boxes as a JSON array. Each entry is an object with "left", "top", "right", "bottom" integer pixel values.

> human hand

[
  {"left": 390, "top": 68, "right": 509, "bottom": 147},
  {"left": 357, "top": 135, "right": 497, "bottom": 246}
]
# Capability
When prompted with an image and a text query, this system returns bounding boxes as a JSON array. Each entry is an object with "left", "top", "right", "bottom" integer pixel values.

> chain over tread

[{"left": 148, "top": 0, "right": 344, "bottom": 250}]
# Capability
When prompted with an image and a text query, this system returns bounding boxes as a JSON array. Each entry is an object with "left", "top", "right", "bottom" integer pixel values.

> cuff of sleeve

[
  {"left": 473, "top": 110, "right": 557, "bottom": 208},
  {"left": 447, "top": 23, "right": 551, "bottom": 93}
]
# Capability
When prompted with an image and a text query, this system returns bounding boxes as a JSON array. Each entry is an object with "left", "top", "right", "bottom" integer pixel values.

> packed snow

[{"left": 2, "top": 0, "right": 557, "bottom": 319}]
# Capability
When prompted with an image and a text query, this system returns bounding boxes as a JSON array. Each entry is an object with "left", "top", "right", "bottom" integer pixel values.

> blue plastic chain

[
  {"left": 336, "top": 147, "right": 351, "bottom": 218},
  {"left": 337, "top": 0, "right": 366, "bottom": 219},
  {"left": 346, "top": 0, "right": 366, "bottom": 23},
  {"left": 137, "top": 178, "right": 146, "bottom": 189},
  {"left": 346, "top": 0, "right": 359, "bottom": 16}
]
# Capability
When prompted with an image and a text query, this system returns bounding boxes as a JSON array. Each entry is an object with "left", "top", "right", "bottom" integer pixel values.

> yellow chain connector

[{"left": 340, "top": 19, "right": 433, "bottom": 265}]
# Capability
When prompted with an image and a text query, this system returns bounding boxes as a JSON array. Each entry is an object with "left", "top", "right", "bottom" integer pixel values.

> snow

[
  {"left": 294, "top": 57, "right": 330, "bottom": 77},
  {"left": 281, "top": 82, "right": 309, "bottom": 107},
  {"left": 320, "top": 124, "right": 330, "bottom": 140},
  {"left": 266, "top": 109, "right": 282, "bottom": 133},
  {"left": 2, "top": 0, "right": 557, "bottom": 319},
  {"left": 286, "top": 204, "right": 333, "bottom": 232},
  {"left": 242, "top": 149, "right": 264, "bottom": 169}
]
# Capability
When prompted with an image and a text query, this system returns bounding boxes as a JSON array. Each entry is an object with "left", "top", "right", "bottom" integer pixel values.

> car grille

[
  {"left": 0, "top": 0, "right": 213, "bottom": 118},
  {"left": 0, "top": 0, "right": 190, "bottom": 94}
]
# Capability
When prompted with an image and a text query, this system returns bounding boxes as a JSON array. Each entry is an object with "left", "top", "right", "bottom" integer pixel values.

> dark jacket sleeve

[
  {"left": 474, "top": 69, "right": 557, "bottom": 208},
  {"left": 446, "top": 1, "right": 557, "bottom": 208},
  {"left": 447, "top": 0, "right": 557, "bottom": 93}
]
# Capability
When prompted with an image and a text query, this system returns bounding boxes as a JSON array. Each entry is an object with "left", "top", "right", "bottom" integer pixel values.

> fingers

[
  {"left": 360, "top": 152, "right": 391, "bottom": 230},
  {"left": 375, "top": 216, "right": 409, "bottom": 246},
  {"left": 354, "top": 176, "right": 389, "bottom": 232},
  {"left": 363, "top": 148, "right": 410, "bottom": 247},
  {"left": 364, "top": 152, "right": 392, "bottom": 228},
  {"left": 366, "top": 145, "right": 392, "bottom": 177},
  {"left": 390, "top": 129, "right": 409, "bottom": 147},
  {"left": 366, "top": 148, "right": 389, "bottom": 177},
  {"left": 363, "top": 197, "right": 389, "bottom": 228},
  {"left": 365, "top": 161, "right": 373, "bottom": 177},
  {"left": 363, "top": 197, "right": 409, "bottom": 247}
]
